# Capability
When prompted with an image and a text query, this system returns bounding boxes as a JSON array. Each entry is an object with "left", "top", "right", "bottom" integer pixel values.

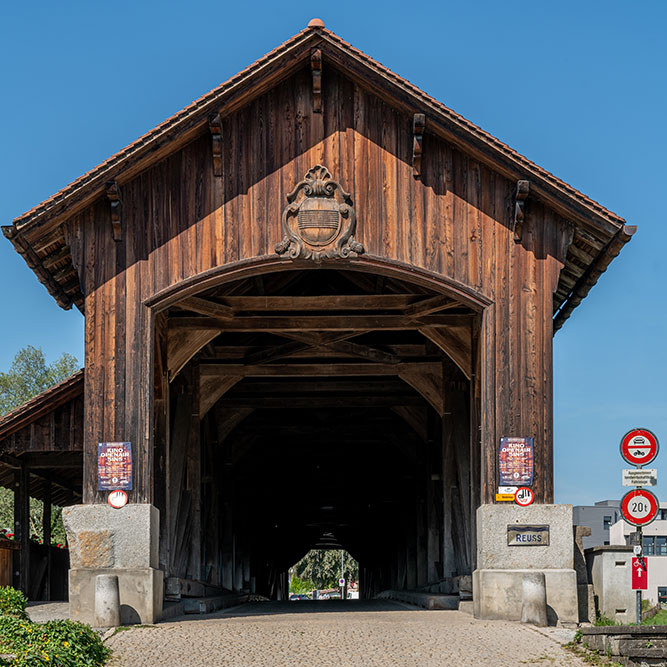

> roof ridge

[{"left": 10, "top": 24, "right": 624, "bottom": 232}]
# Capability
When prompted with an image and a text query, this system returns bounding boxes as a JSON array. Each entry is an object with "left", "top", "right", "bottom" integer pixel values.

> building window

[
  {"left": 661, "top": 510, "right": 667, "bottom": 520},
  {"left": 644, "top": 536, "right": 655, "bottom": 556},
  {"left": 659, "top": 587, "right": 667, "bottom": 604},
  {"left": 603, "top": 516, "right": 612, "bottom": 530},
  {"left": 657, "top": 536, "right": 667, "bottom": 556}
]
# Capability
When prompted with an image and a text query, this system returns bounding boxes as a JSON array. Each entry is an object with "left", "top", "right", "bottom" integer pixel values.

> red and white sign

[
  {"left": 621, "top": 488, "right": 659, "bottom": 527},
  {"left": 632, "top": 556, "right": 648, "bottom": 590},
  {"left": 514, "top": 487, "right": 535, "bottom": 506},
  {"left": 107, "top": 490, "right": 128, "bottom": 509},
  {"left": 620, "top": 428, "right": 659, "bottom": 467}
]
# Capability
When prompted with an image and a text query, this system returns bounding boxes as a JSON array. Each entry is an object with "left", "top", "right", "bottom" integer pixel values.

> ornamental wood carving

[
  {"left": 106, "top": 180, "right": 122, "bottom": 242},
  {"left": 275, "top": 165, "right": 364, "bottom": 262}
]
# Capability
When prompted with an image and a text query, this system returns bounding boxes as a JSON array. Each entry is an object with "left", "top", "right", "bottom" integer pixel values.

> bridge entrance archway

[{"left": 153, "top": 264, "right": 482, "bottom": 600}]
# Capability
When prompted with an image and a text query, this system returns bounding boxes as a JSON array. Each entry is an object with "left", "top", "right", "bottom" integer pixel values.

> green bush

[
  {"left": 0, "top": 616, "right": 110, "bottom": 666},
  {"left": 0, "top": 587, "right": 28, "bottom": 620}
]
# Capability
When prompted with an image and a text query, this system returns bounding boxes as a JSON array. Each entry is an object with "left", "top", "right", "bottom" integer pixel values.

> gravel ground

[
  {"left": 26, "top": 601, "right": 70, "bottom": 623},
  {"left": 105, "top": 600, "right": 587, "bottom": 667}
]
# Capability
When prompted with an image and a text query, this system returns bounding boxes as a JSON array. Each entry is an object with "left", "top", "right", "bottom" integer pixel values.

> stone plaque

[{"left": 507, "top": 524, "right": 550, "bottom": 546}]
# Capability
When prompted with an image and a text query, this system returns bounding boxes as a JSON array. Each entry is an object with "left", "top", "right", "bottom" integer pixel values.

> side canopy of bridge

[
  {"left": 0, "top": 371, "right": 83, "bottom": 598},
  {"left": 3, "top": 21, "right": 632, "bottom": 613}
]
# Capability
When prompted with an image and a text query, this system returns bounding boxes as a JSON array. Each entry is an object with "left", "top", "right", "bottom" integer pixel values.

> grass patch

[
  {"left": 642, "top": 608, "right": 667, "bottom": 625},
  {"left": 593, "top": 615, "right": 619, "bottom": 626},
  {"left": 564, "top": 639, "right": 623, "bottom": 667}
]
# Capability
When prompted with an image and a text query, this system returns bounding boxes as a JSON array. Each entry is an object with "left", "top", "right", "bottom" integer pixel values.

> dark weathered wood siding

[{"left": 61, "top": 64, "right": 571, "bottom": 504}]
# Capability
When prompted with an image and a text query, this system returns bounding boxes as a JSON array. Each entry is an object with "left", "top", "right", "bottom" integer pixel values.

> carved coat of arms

[{"left": 275, "top": 165, "right": 364, "bottom": 262}]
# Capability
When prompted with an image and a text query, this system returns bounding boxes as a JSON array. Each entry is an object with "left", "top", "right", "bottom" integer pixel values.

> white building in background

[{"left": 609, "top": 506, "right": 667, "bottom": 606}]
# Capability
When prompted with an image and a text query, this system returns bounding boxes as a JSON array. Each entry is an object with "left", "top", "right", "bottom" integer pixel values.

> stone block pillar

[
  {"left": 63, "top": 504, "right": 163, "bottom": 625},
  {"left": 473, "top": 504, "right": 578, "bottom": 625}
]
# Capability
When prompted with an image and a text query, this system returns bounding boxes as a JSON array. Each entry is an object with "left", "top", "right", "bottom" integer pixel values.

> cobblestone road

[{"left": 105, "top": 600, "right": 587, "bottom": 667}]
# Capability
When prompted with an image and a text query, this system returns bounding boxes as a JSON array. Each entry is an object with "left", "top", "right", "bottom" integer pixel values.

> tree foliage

[
  {"left": 292, "top": 549, "right": 359, "bottom": 589},
  {"left": 0, "top": 345, "right": 79, "bottom": 415},
  {"left": 0, "top": 346, "right": 79, "bottom": 546},
  {"left": 288, "top": 576, "right": 315, "bottom": 595}
]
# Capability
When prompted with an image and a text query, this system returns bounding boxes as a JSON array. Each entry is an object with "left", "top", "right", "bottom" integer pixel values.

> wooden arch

[{"left": 149, "top": 256, "right": 492, "bottom": 414}]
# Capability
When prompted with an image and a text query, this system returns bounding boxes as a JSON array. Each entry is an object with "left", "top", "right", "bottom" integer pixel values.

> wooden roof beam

[
  {"left": 168, "top": 313, "right": 472, "bottom": 331},
  {"left": 216, "top": 294, "right": 420, "bottom": 311},
  {"left": 200, "top": 361, "right": 440, "bottom": 377}
]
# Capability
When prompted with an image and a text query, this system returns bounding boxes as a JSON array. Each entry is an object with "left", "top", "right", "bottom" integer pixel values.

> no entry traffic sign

[
  {"left": 514, "top": 487, "right": 535, "bottom": 507},
  {"left": 620, "top": 428, "right": 659, "bottom": 467},
  {"left": 621, "top": 488, "right": 659, "bottom": 527}
]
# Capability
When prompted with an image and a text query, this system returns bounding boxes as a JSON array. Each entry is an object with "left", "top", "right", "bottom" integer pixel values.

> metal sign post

[{"left": 619, "top": 428, "right": 660, "bottom": 627}]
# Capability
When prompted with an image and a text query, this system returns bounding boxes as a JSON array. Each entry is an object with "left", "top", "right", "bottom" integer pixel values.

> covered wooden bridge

[{"left": 2, "top": 19, "right": 632, "bottom": 621}]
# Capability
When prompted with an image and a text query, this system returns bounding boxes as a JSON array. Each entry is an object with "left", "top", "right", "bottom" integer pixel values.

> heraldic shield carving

[{"left": 275, "top": 165, "right": 364, "bottom": 262}]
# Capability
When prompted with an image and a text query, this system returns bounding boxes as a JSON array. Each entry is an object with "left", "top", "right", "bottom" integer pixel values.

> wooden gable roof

[{"left": 2, "top": 20, "right": 633, "bottom": 328}]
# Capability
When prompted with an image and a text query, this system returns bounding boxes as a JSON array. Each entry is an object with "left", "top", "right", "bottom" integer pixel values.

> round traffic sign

[
  {"left": 107, "top": 490, "right": 128, "bottom": 509},
  {"left": 339, "top": 578, "right": 345, "bottom": 586},
  {"left": 621, "top": 488, "right": 659, "bottom": 527},
  {"left": 620, "top": 428, "right": 659, "bottom": 467},
  {"left": 514, "top": 487, "right": 534, "bottom": 506}
]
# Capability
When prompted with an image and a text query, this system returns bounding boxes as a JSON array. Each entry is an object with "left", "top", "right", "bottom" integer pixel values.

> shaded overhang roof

[
  {"left": 0, "top": 370, "right": 84, "bottom": 505},
  {"left": 2, "top": 21, "right": 633, "bottom": 328}
]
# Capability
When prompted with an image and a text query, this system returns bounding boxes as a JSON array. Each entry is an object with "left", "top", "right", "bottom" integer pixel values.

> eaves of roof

[
  {"left": 0, "top": 369, "right": 84, "bottom": 443},
  {"left": 2, "top": 22, "right": 631, "bottom": 324}
]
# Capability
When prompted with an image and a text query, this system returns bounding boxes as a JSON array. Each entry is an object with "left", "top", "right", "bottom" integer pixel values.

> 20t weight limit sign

[{"left": 621, "top": 489, "right": 659, "bottom": 527}]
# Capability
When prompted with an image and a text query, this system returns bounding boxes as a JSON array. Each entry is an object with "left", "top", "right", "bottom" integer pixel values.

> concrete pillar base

[
  {"left": 63, "top": 503, "right": 163, "bottom": 625},
  {"left": 473, "top": 504, "right": 578, "bottom": 625},
  {"left": 71, "top": 567, "right": 163, "bottom": 625}
]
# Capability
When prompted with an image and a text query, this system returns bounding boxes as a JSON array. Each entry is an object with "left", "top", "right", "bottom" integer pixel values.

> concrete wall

[
  {"left": 63, "top": 504, "right": 163, "bottom": 625},
  {"left": 473, "top": 504, "right": 578, "bottom": 625},
  {"left": 585, "top": 545, "right": 634, "bottom": 624}
]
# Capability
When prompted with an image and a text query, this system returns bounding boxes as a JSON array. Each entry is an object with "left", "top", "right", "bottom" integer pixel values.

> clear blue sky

[{"left": 1, "top": 1, "right": 665, "bottom": 506}]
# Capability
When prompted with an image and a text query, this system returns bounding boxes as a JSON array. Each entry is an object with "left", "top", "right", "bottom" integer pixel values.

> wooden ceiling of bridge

[{"left": 168, "top": 269, "right": 472, "bottom": 417}]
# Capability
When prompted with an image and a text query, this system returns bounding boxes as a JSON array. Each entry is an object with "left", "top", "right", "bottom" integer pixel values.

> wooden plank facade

[{"left": 3, "top": 21, "right": 632, "bottom": 603}]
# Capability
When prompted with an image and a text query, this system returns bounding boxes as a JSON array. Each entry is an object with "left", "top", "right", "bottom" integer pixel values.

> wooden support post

[
  {"left": 208, "top": 114, "right": 223, "bottom": 178},
  {"left": 43, "top": 481, "right": 52, "bottom": 601},
  {"left": 311, "top": 48, "right": 322, "bottom": 112},
  {"left": 441, "top": 411, "right": 457, "bottom": 578},
  {"left": 513, "top": 180, "right": 530, "bottom": 242},
  {"left": 153, "top": 311, "right": 170, "bottom": 574},
  {"left": 187, "top": 362, "right": 202, "bottom": 581},
  {"left": 105, "top": 181, "right": 122, "bottom": 241},
  {"left": 412, "top": 113, "right": 425, "bottom": 178},
  {"left": 426, "top": 412, "right": 442, "bottom": 584},
  {"left": 13, "top": 465, "right": 29, "bottom": 594}
]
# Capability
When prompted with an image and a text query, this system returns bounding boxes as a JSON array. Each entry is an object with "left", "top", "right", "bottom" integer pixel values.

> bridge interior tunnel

[{"left": 154, "top": 268, "right": 479, "bottom": 601}]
